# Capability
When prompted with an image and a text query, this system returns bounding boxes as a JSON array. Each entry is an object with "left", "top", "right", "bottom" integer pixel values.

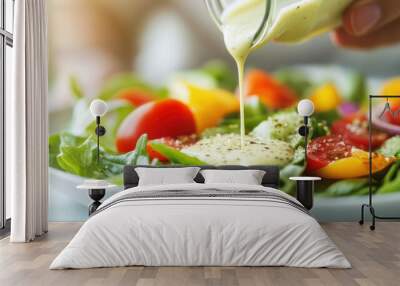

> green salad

[{"left": 50, "top": 61, "right": 400, "bottom": 196}]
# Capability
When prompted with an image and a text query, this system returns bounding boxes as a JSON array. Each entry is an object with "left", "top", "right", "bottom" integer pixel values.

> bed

[{"left": 50, "top": 165, "right": 350, "bottom": 269}]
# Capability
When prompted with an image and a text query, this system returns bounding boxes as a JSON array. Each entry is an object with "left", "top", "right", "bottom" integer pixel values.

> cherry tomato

[
  {"left": 331, "top": 114, "right": 388, "bottom": 150},
  {"left": 385, "top": 103, "right": 400, "bottom": 126},
  {"left": 116, "top": 99, "right": 196, "bottom": 153},
  {"left": 147, "top": 135, "right": 198, "bottom": 161},
  {"left": 245, "top": 69, "right": 297, "bottom": 109},
  {"left": 117, "top": 88, "right": 154, "bottom": 107},
  {"left": 307, "top": 135, "right": 353, "bottom": 172}
]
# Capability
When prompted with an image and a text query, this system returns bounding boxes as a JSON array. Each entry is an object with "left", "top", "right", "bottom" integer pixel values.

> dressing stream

[{"left": 219, "top": 0, "right": 352, "bottom": 149}]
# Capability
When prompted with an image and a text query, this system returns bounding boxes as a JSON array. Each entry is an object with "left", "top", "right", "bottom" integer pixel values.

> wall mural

[{"left": 48, "top": 0, "right": 400, "bottom": 221}]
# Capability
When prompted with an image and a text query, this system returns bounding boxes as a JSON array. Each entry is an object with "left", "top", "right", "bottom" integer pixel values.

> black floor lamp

[
  {"left": 90, "top": 99, "right": 108, "bottom": 161},
  {"left": 297, "top": 99, "right": 315, "bottom": 155},
  {"left": 359, "top": 95, "right": 400, "bottom": 230}
]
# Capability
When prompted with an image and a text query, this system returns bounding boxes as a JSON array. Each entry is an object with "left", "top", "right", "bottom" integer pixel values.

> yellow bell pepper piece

[
  {"left": 171, "top": 81, "right": 239, "bottom": 132},
  {"left": 380, "top": 77, "right": 400, "bottom": 105},
  {"left": 315, "top": 150, "right": 395, "bottom": 180},
  {"left": 309, "top": 83, "right": 342, "bottom": 113}
]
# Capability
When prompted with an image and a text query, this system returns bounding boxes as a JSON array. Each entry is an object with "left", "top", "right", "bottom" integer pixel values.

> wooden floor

[{"left": 0, "top": 222, "right": 399, "bottom": 286}]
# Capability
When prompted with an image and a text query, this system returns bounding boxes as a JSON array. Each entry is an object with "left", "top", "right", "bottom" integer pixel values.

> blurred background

[{"left": 48, "top": 0, "right": 400, "bottom": 128}]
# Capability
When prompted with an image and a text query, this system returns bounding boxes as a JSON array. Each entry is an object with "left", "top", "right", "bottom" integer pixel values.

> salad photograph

[
  {"left": 49, "top": 62, "right": 400, "bottom": 221},
  {"left": 8, "top": 1, "right": 400, "bottom": 285},
  {"left": 47, "top": 0, "right": 400, "bottom": 221}
]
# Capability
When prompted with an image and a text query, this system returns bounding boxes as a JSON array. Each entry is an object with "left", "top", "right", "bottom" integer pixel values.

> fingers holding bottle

[{"left": 333, "top": 0, "right": 400, "bottom": 49}]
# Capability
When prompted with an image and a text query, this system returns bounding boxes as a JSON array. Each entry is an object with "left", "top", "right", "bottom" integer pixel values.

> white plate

[{"left": 49, "top": 168, "right": 122, "bottom": 221}]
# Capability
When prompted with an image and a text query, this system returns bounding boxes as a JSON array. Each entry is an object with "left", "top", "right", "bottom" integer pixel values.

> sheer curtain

[{"left": 7, "top": 0, "right": 48, "bottom": 242}]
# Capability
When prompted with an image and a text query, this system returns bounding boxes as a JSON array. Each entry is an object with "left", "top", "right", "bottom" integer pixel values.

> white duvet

[{"left": 50, "top": 183, "right": 350, "bottom": 269}]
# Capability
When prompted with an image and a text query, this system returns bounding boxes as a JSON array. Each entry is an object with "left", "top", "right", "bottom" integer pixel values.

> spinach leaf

[
  {"left": 57, "top": 136, "right": 103, "bottom": 178},
  {"left": 94, "top": 134, "right": 150, "bottom": 178},
  {"left": 50, "top": 132, "right": 150, "bottom": 180},
  {"left": 49, "top": 132, "right": 86, "bottom": 171},
  {"left": 49, "top": 133, "right": 62, "bottom": 169}
]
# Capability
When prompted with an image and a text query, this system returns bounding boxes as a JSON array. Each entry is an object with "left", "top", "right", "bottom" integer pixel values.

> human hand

[{"left": 333, "top": 0, "right": 400, "bottom": 49}]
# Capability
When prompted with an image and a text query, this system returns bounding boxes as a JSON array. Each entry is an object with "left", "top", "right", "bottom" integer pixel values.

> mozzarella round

[{"left": 182, "top": 134, "right": 293, "bottom": 166}]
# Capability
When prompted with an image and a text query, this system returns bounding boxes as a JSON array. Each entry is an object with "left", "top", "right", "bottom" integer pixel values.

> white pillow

[
  {"left": 135, "top": 167, "right": 200, "bottom": 186},
  {"left": 200, "top": 169, "right": 266, "bottom": 185}
]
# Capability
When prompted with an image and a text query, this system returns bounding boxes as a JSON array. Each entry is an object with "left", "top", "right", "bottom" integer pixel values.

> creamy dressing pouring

[{"left": 218, "top": 0, "right": 352, "bottom": 149}]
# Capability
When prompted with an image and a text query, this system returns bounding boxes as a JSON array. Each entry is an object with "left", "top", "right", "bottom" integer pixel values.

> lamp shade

[
  {"left": 297, "top": 99, "right": 314, "bottom": 117},
  {"left": 90, "top": 99, "right": 108, "bottom": 117}
]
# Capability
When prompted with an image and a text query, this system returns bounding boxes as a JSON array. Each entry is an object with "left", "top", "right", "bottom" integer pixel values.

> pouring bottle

[
  {"left": 205, "top": 0, "right": 353, "bottom": 52},
  {"left": 205, "top": 0, "right": 353, "bottom": 150}
]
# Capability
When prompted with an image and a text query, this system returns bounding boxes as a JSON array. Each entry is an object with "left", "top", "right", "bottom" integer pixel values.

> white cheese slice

[{"left": 182, "top": 134, "right": 293, "bottom": 166}]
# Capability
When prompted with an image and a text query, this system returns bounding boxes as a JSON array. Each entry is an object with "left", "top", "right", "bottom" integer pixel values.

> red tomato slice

[
  {"left": 307, "top": 135, "right": 353, "bottom": 172},
  {"left": 147, "top": 135, "right": 198, "bottom": 161},
  {"left": 117, "top": 88, "right": 154, "bottom": 107},
  {"left": 386, "top": 104, "right": 400, "bottom": 126},
  {"left": 116, "top": 99, "right": 196, "bottom": 153},
  {"left": 331, "top": 114, "right": 388, "bottom": 150},
  {"left": 245, "top": 69, "right": 297, "bottom": 109}
]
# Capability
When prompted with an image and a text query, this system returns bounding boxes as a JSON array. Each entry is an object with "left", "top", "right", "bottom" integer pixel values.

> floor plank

[{"left": 0, "top": 222, "right": 399, "bottom": 286}]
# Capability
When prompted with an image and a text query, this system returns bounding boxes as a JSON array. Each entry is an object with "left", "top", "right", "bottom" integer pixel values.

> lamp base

[
  {"left": 88, "top": 188, "right": 106, "bottom": 215},
  {"left": 359, "top": 203, "right": 400, "bottom": 231}
]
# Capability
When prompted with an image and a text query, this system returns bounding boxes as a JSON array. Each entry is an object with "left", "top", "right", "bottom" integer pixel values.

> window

[{"left": 0, "top": 0, "right": 14, "bottom": 233}]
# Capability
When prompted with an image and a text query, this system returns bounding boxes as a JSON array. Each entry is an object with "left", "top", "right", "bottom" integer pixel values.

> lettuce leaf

[{"left": 49, "top": 132, "right": 149, "bottom": 179}]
